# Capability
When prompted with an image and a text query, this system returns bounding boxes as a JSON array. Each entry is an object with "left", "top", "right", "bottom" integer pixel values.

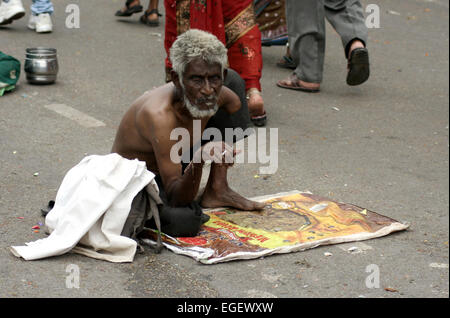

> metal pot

[{"left": 24, "top": 47, "right": 59, "bottom": 84}]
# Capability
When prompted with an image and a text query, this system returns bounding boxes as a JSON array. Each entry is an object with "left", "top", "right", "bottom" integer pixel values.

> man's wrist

[{"left": 184, "top": 160, "right": 204, "bottom": 175}]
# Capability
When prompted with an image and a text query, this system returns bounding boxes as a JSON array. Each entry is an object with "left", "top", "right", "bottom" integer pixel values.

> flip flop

[
  {"left": 251, "top": 111, "right": 267, "bottom": 127},
  {"left": 276, "top": 74, "right": 320, "bottom": 93},
  {"left": 41, "top": 200, "right": 55, "bottom": 217},
  {"left": 115, "top": 4, "right": 143, "bottom": 17},
  {"left": 276, "top": 55, "right": 297, "bottom": 70},
  {"left": 140, "top": 9, "right": 162, "bottom": 27},
  {"left": 346, "top": 47, "right": 370, "bottom": 86}
]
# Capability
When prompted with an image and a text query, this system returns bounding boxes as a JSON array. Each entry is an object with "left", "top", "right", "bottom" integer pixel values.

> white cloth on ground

[{"left": 10, "top": 153, "right": 157, "bottom": 263}]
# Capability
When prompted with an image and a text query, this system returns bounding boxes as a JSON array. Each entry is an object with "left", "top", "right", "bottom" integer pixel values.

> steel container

[{"left": 24, "top": 48, "right": 59, "bottom": 84}]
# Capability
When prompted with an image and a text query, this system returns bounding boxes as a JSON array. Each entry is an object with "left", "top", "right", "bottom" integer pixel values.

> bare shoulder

[{"left": 135, "top": 83, "right": 177, "bottom": 141}]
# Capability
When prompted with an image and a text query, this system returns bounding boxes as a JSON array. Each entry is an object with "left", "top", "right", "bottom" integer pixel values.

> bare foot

[
  {"left": 247, "top": 88, "right": 267, "bottom": 126},
  {"left": 201, "top": 186, "right": 266, "bottom": 211},
  {"left": 247, "top": 88, "right": 265, "bottom": 117}
]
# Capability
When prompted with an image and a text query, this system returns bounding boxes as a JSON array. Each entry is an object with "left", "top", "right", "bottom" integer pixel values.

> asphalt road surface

[{"left": 0, "top": 0, "right": 448, "bottom": 299}]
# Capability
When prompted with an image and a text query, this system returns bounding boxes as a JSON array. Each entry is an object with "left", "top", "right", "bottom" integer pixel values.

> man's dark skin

[{"left": 111, "top": 57, "right": 265, "bottom": 211}]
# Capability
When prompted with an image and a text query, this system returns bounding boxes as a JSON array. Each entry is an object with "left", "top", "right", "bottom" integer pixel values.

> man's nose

[{"left": 201, "top": 79, "right": 214, "bottom": 95}]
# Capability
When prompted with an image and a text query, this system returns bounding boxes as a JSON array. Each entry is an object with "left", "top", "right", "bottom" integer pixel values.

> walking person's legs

[
  {"left": 116, "top": 0, "right": 161, "bottom": 27},
  {"left": 30, "top": 0, "right": 53, "bottom": 16},
  {"left": 324, "top": 0, "right": 370, "bottom": 85},
  {"left": 277, "top": 0, "right": 325, "bottom": 92},
  {"left": 28, "top": 0, "right": 54, "bottom": 32}
]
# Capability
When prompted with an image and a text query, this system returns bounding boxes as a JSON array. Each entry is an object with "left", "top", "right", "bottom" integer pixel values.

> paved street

[{"left": 0, "top": 0, "right": 448, "bottom": 299}]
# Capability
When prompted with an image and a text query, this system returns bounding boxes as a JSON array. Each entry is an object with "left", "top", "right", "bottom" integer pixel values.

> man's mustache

[{"left": 196, "top": 96, "right": 217, "bottom": 105}]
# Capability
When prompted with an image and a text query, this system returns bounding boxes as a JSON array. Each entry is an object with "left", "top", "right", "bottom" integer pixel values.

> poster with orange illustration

[{"left": 140, "top": 191, "right": 409, "bottom": 264}]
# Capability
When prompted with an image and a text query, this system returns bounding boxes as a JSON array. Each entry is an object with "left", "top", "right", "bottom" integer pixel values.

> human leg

[
  {"left": 198, "top": 70, "right": 263, "bottom": 211},
  {"left": 200, "top": 162, "right": 266, "bottom": 211},
  {"left": 153, "top": 175, "right": 208, "bottom": 237},
  {"left": 324, "top": 0, "right": 369, "bottom": 85},
  {"left": 125, "top": 178, "right": 207, "bottom": 238},
  {"left": 27, "top": 0, "right": 53, "bottom": 32},
  {"left": 140, "top": 0, "right": 161, "bottom": 26},
  {"left": 277, "top": 43, "right": 297, "bottom": 70},
  {"left": 277, "top": 0, "right": 325, "bottom": 91},
  {"left": 227, "top": 29, "right": 266, "bottom": 125},
  {"left": 324, "top": 0, "right": 367, "bottom": 58},
  {"left": 115, "top": 0, "right": 143, "bottom": 17},
  {"left": 229, "top": 32, "right": 266, "bottom": 125},
  {"left": 223, "top": 0, "right": 266, "bottom": 125},
  {"left": 30, "top": 0, "right": 53, "bottom": 15}
]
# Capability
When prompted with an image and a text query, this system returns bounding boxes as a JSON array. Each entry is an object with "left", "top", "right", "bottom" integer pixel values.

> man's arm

[
  {"left": 156, "top": 139, "right": 235, "bottom": 207},
  {"left": 137, "top": 109, "right": 205, "bottom": 207}
]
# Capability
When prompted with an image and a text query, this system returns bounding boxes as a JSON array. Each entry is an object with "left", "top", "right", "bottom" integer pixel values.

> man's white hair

[{"left": 170, "top": 29, "right": 228, "bottom": 78}]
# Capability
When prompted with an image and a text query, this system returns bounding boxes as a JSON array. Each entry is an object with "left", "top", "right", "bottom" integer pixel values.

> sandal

[
  {"left": 115, "top": 0, "right": 143, "bottom": 17},
  {"left": 346, "top": 47, "right": 370, "bottom": 86},
  {"left": 277, "top": 73, "right": 320, "bottom": 93},
  {"left": 251, "top": 112, "right": 267, "bottom": 127},
  {"left": 140, "top": 9, "right": 162, "bottom": 27},
  {"left": 276, "top": 55, "right": 297, "bottom": 70}
]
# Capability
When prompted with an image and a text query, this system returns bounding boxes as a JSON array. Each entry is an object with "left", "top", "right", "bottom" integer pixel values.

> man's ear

[
  {"left": 223, "top": 68, "right": 228, "bottom": 82},
  {"left": 171, "top": 70, "right": 183, "bottom": 92},
  {"left": 171, "top": 69, "right": 179, "bottom": 84}
]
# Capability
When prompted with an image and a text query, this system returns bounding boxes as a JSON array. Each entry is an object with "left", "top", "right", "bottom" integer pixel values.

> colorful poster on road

[{"left": 140, "top": 191, "right": 409, "bottom": 264}]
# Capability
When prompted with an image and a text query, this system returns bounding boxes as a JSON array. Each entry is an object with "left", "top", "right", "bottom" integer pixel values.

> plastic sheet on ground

[{"left": 140, "top": 191, "right": 409, "bottom": 264}]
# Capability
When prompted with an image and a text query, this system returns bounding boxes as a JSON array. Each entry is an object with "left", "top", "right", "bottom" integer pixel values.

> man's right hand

[{"left": 193, "top": 141, "right": 236, "bottom": 165}]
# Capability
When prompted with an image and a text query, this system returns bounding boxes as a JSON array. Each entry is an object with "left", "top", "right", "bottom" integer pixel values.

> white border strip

[{"left": 45, "top": 104, "right": 106, "bottom": 128}]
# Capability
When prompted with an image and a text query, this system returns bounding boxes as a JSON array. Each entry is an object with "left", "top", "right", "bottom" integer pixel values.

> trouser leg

[
  {"left": 324, "top": 0, "right": 368, "bottom": 58},
  {"left": 286, "top": 0, "right": 325, "bottom": 83},
  {"left": 30, "top": 0, "right": 53, "bottom": 15}
]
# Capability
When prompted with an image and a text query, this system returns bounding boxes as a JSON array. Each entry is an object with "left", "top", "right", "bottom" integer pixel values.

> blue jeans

[{"left": 2, "top": 0, "right": 54, "bottom": 15}]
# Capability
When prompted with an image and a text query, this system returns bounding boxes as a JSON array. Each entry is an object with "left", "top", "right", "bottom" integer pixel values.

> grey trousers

[{"left": 286, "top": 0, "right": 368, "bottom": 83}]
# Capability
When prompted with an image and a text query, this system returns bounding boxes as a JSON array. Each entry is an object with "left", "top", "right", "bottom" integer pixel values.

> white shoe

[
  {"left": 0, "top": 0, "right": 25, "bottom": 25},
  {"left": 28, "top": 13, "right": 52, "bottom": 33}
]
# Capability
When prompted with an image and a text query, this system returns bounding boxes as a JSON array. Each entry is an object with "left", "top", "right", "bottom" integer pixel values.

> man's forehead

[{"left": 185, "top": 57, "right": 222, "bottom": 74}]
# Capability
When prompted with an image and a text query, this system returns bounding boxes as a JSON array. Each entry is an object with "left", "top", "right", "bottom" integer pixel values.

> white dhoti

[{"left": 10, "top": 153, "right": 159, "bottom": 263}]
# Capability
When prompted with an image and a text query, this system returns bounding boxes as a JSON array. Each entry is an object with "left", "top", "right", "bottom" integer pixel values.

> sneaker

[
  {"left": 28, "top": 13, "right": 52, "bottom": 33},
  {"left": 0, "top": 0, "right": 25, "bottom": 26}
]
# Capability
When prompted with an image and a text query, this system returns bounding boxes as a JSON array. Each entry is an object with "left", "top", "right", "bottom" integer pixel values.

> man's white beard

[{"left": 183, "top": 94, "right": 219, "bottom": 119}]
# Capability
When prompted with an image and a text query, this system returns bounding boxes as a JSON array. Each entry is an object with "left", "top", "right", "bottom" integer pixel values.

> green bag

[{"left": 0, "top": 51, "right": 21, "bottom": 96}]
